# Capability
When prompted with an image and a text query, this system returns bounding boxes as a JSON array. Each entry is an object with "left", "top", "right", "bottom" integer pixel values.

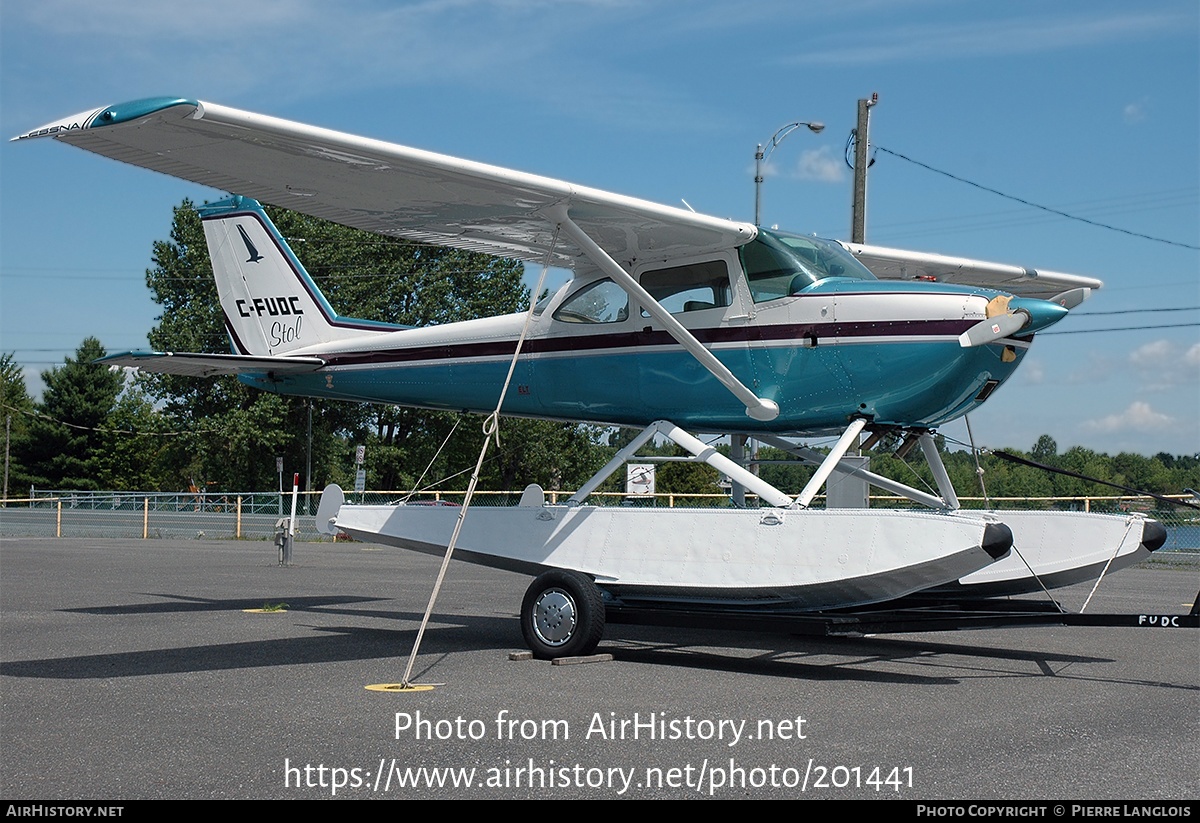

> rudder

[{"left": 199, "top": 196, "right": 394, "bottom": 356}]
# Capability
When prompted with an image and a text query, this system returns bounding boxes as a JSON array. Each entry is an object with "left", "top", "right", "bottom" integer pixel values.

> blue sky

[{"left": 1, "top": 0, "right": 1197, "bottom": 457}]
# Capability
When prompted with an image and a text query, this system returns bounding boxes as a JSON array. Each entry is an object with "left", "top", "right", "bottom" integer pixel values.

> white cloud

[
  {"left": 795, "top": 147, "right": 845, "bottom": 183},
  {"left": 1129, "top": 338, "right": 1174, "bottom": 367},
  {"left": 1123, "top": 99, "right": 1149, "bottom": 124},
  {"left": 1082, "top": 400, "right": 1174, "bottom": 433},
  {"left": 7, "top": 0, "right": 721, "bottom": 131},
  {"left": 1065, "top": 352, "right": 1113, "bottom": 385},
  {"left": 1124, "top": 338, "right": 1200, "bottom": 390},
  {"left": 1022, "top": 359, "right": 1045, "bottom": 385},
  {"left": 781, "top": 11, "right": 1192, "bottom": 66},
  {"left": 18, "top": 0, "right": 312, "bottom": 37},
  {"left": 1186, "top": 342, "right": 1200, "bottom": 367}
]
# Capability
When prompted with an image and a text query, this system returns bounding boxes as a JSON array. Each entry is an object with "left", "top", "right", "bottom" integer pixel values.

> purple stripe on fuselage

[{"left": 316, "top": 318, "right": 978, "bottom": 368}]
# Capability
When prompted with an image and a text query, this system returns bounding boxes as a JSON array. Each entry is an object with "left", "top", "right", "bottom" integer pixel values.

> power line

[
  {"left": 834, "top": 188, "right": 1199, "bottom": 243},
  {"left": 875, "top": 145, "right": 1200, "bottom": 251},
  {"left": 0, "top": 402, "right": 222, "bottom": 437},
  {"left": 0, "top": 266, "right": 512, "bottom": 281},
  {"left": 1041, "top": 322, "right": 1200, "bottom": 335},
  {"left": 1073, "top": 306, "right": 1198, "bottom": 316}
]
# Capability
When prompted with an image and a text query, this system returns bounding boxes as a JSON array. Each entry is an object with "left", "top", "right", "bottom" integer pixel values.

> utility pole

[
  {"left": 850, "top": 93, "right": 878, "bottom": 244},
  {"left": 851, "top": 93, "right": 878, "bottom": 463}
]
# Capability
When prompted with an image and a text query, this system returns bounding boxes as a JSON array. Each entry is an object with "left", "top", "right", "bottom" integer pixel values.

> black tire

[{"left": 520, "top": 570, "right": 605, "bottom": 659}]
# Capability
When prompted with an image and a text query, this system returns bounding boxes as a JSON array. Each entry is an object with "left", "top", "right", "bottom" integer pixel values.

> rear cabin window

[{"left": 639, "top": 259, "right": 730, "bottom": 316}]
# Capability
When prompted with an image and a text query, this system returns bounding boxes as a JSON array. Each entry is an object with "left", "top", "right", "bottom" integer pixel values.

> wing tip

[{"left": 11, "top": 97, "right": 199, "bottom": 142}]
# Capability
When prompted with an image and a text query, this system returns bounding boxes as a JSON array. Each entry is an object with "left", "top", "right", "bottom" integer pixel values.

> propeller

[
  {"left": 1048, "top": 287, "right": 1091, "bottom": 309},
  {"left": 958, "top": 295, "right": 1030, "bottom": 348}
]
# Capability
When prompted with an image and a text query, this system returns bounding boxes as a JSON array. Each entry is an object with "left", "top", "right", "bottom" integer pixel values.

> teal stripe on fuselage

[{"left": 242, "top": 334, "right": 1024, "bottom": 433}]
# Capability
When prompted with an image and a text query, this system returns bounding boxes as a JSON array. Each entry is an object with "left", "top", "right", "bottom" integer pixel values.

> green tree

[
  {"left": 20, "top": 338, "right": 123, "bottom": 490},
  {"left": 94, "top": 382, "right": 175, "bottom": 491},
  {"left": 142, "top": 199, "right": 606, "bottom": 492},
  {"left": 1031, "top": 434, "right": 1057, "bottom": 461},
  {"left": 1, "top": 353, "right": 34, "bottom": 496}
]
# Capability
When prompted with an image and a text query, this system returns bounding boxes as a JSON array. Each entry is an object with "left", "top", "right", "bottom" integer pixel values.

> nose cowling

[
  {"left": 959, "top": 295, "right": 1071, "bottom": 348},
  {"left": 1007, "top": 296, "right": 1071, "bottom": 335}
]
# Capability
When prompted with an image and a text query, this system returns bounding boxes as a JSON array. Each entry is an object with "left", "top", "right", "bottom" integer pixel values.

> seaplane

[{"left": 15, "top": 97, "right": 1168, "bottom": 658}]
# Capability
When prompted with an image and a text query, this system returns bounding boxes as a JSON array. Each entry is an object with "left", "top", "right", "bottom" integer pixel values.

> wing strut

[{"left": 551, "top": 207, "right": 780, "bottom": 422}]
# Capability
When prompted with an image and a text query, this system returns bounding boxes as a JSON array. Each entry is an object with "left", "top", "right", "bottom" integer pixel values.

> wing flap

[
  {"left": 100, "top": 351, "right": 325, "bottom": 378},
  {"left": 20, "top": 98, "right": 754, "bottom": 267},
  {"left": 843, "top": 242, "right": 1102, "bottom": 300}
]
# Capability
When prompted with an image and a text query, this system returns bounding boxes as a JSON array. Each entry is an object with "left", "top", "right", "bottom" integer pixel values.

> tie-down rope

[{"left": 399, "top": 226, "right": 560, "bottom": 687}]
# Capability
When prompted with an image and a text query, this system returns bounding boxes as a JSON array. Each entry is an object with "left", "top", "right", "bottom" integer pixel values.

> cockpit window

[
  {"left": 739, "top": 230, "right": 876, "bottom": 303},
  {"left": 552, "top": 278, "right": 629, "bottom": 324}
]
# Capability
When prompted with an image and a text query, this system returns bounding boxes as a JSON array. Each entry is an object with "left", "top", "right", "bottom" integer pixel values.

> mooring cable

[{"left": 398, "top": 226, "right": 560, "bottom": 688}]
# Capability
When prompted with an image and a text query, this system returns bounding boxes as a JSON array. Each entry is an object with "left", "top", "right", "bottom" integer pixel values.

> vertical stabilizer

[{"left": 199, "top": 196, "right": 396, "bottom": 356}]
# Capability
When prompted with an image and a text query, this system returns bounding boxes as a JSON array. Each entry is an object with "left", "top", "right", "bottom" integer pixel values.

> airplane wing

[
  {"left": 842, "top": 242, "right": 1102, "bottom": 301},
  {"left": 99, "top": 351, "right": 325, "bottom": 378},
  {"left": 13, "top": 97, "right": 754, "bottom": 268},
  {"left": 16, "top": 97, "right": 1100, "bottom": 302}
]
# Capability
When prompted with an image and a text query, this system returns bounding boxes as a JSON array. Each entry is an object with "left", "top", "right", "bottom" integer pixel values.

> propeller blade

[
  {"left": 958, "top": 311, "right": 1029, "bottom": 347},
  {"left": 1048, "top": 287, "right": 1091, "bottom": 309}
]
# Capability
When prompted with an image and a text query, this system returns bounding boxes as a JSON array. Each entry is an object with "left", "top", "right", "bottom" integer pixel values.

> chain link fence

[{"left": 1, "top": 488, "right": 1196, "bottom": 552}]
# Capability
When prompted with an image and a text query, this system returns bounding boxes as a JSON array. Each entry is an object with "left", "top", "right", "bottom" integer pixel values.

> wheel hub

[{"left": 533, "top": 588, "right": 577, "bottom": 645}]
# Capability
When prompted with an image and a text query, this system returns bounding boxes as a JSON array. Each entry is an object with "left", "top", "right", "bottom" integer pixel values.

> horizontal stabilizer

[{"left": 99, "top": 351, "right": 325, "bottom": 377}]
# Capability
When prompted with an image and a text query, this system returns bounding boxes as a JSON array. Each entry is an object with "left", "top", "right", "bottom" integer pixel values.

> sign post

[{"left": 354, "top": 445, "right": 366, "bottom": 501}]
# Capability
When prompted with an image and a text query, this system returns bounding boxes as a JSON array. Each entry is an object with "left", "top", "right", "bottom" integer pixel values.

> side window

[
  {"left": 639, "top": 259, "right": 730, "bottom": 316},
  {"left": 552, "top": 279, "right": 629, "bottom": 324}
]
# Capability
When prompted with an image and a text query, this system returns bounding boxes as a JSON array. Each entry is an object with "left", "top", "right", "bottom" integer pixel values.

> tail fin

[{"left": 199, "top": 196, "right": 397, "bottom": 356}]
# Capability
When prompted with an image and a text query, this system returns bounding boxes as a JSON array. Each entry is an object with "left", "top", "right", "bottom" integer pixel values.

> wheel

[{"left": 520, "top": 570, "right": 605, "bottom": 659}]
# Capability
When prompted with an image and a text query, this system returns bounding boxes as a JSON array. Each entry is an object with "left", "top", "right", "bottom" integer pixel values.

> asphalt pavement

[{"left": 1, "top": 536, "right": 1195, "bottom": 799}]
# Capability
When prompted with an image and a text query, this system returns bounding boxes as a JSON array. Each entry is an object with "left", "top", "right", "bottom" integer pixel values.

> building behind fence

[{"left": 1, "top": 488, "right": 1197, "bottom": 552}]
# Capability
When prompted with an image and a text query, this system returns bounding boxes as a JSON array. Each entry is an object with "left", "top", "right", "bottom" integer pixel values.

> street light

[{"left": 754, "top": 120, "right": 825, "bottom": 225}]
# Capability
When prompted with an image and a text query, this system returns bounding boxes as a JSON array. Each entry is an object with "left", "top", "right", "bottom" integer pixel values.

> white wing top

[
  {"left": 13, "top": 97, "right": 753, "bottom": 269},
  {"left": 15, "top": 96, "right": 1101, "bottom": 297}
]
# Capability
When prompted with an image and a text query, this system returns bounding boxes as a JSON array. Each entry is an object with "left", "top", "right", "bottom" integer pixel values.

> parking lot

[{"left": 1, "top": 537, "right": 1195, "bottom": 799}]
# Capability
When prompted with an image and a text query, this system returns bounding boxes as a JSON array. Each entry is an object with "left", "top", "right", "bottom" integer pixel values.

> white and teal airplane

[{"left": 16, "top": 98, "right": 1163, "bottom": 658}]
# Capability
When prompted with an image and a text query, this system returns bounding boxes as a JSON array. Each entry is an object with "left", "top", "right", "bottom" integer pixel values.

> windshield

[{"left": 739, "top": 230, "right": 876, "bottom": 302}]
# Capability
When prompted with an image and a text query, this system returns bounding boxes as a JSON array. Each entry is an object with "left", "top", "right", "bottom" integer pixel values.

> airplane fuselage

[
  {"left": 17, "top": 100, "right": 1086, "bottom": 437},
  {"left": 244, "top": 275, "right": 1030, "bottom": 434}
]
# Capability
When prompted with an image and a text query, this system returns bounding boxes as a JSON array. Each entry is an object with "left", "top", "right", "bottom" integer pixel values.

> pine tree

[
  {"left": 0, "top": 353, "right": 34, "bottom": 496},
  {"left": 20, "top": 338, "right": 123, "bottom": 490}
]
